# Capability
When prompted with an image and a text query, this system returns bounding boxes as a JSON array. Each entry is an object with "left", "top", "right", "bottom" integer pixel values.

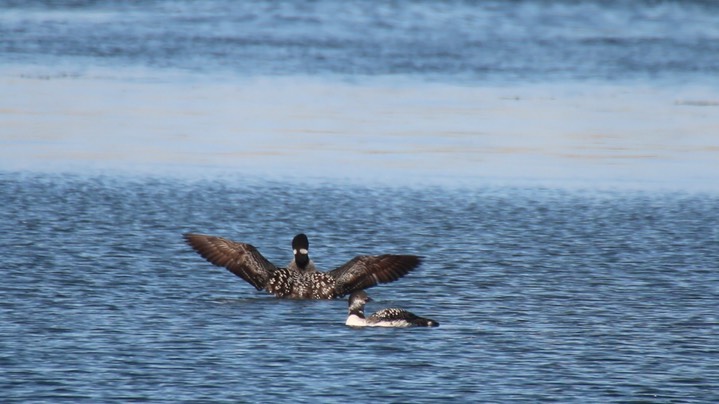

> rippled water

[
  {"left": 2, "top": 1, "right": 719, "bottom": 401},
  {"left": 2, "top": 0, "right": 719, "bottom": 190},
  {"left": 1, "top": 172, "right": 718, "bottom": 402},
  {"left": 2, "top": 0, "right": 719, "bottom": 83}
]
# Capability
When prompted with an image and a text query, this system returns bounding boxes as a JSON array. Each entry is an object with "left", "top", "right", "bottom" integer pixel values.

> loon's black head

[
  {"left": 292, "top": 233, "right": 310, "bottom": 269},
  {"left": 348, "top": 290, "right": 373, "bottom": 310}
]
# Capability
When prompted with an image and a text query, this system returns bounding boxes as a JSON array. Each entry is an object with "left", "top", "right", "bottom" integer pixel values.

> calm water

[
  {"left": 2, "top": 0, "right": 719, "bottom": 188},
  {"left": 1, "top": 0, "right": 719, "bottom": 83},
  {"left": 1, "top": 172, "right": 718, "bottom": 402},
  {"left": 2, "top": 1, "right": 719, "bottom": 402}
]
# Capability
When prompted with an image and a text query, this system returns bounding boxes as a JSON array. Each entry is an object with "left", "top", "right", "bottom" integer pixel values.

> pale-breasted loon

[
  {"left": 183, "top": 233, "right": 422, "bottom": 299},
  {"left": 345, "top": 290, "right": 439, "bottom": 327}
]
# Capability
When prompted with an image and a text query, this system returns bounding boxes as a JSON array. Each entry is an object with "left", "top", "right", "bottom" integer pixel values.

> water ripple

[{"left": 1, "top": 172, "right": 718, "bottom": 402}]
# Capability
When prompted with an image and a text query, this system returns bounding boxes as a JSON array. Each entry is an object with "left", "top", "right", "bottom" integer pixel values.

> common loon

[
  {"left": 183, "top": 233, "right": 422, "bottom": 299},
  {"left": 345, "top": 290, "right": 439, "bottom": 327}
]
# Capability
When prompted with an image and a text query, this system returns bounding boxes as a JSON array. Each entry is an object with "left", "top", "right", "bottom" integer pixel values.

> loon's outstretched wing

[
  {"left": 183, "top": 233, "right": 277, "bottom": 291},
  {"left": 328, "top": 254, "right": 422, "bottom": 297}
]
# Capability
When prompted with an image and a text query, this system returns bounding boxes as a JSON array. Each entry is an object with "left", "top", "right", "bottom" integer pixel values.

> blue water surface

[
  {"left": 1, "top": 172, "right": 718, "bottom": 402},
  {"left": 1, "top": 0, "right": 719, "bottom": 84},
  {"left": 2, "top": 0, "right": 719, "bottom": 401}
]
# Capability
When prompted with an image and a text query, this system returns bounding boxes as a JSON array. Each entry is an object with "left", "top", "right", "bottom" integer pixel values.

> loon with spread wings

[{"left": 183, "top": 233, "right": 422, "bottom": 299}]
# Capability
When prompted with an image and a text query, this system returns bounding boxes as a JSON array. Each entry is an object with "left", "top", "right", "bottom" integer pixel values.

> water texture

[
  {"left": 2, "top": 0, "right": 718, "bottom": 189},
  {"left": 1, "top": 173, "right": 718, "bottom": 402},
  {"left": 2, "top": 1, "right": 719, "bottom": 402},
  {"left": 1, "top": 0, "right": 719, "bottom": 83}
]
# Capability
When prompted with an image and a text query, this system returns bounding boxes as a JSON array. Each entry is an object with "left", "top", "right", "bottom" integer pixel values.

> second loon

[
  {"left": 345, "top": 290, "right": 439, "bottom": 327},
  {"left": 184, "top": 233, "right": 422, "bottom": 299}
]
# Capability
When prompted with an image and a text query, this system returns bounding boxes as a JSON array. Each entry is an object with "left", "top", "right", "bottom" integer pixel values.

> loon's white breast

[{"left": 345, "top": 314, "right": 368, "bottom": 327}]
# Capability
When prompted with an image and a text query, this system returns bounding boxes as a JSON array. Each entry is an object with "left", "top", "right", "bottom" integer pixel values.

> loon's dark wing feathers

[
  {"left": 369, "top": 307, "right": 439, "bottom": 327},
  {"left": 328, "top": 254, "right": 422, "bottom": 296},
  {"left": 183, "top": 233, "right": 277, "bottom": 291},
  {"left": 370, "top": 308, "right": 418, "bottom": 321}
]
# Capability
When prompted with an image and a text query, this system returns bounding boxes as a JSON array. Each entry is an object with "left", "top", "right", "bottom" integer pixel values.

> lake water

[
  {"left": 2, "top": 0, "right": 719, "bottom": 402},
  {"left": 2, "top": 0, "right": 719, "bottom": 82},
  {"left": 2, "top": 173, "right": 718, "bottom": 402},
  {"left": 2, "top": 0, "right": 719, "bottom": 189}
]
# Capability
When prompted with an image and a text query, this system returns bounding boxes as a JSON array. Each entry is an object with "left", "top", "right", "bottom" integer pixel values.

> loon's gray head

[
  {"left": 292, "top": 233, "right": 310, "bottom": 269},
  {"left": 348, "top": 290, "right": 373, "bottom": 311}
]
